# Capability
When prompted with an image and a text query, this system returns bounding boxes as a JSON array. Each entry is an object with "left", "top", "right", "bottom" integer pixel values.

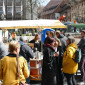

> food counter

[{"left": 30, "top": 55, "right": 43, "bottom": 81}]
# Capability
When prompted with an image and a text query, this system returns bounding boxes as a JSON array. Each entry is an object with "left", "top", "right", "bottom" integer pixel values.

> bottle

[
  {"left": 37, "top": 51, "right": 39, "bottom": 59},
  {"left": 35, "top": 48, "right": 37, "bottom": 59}
]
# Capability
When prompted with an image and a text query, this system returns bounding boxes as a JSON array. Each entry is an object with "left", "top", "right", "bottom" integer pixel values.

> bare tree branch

[{"left": 26, "top": 0, "right": 46, "bottom": 19}]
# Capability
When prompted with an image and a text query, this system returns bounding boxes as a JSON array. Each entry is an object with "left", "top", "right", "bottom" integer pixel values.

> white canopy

[{"left": 0, "top": 20, "right": 67, "bottom": 29}]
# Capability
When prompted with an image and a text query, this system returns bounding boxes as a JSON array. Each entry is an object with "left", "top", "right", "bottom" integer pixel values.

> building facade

[
  {"left": 39, "top": 0, "right": 71, "bottom": 22},
  {"left": 71, "top": 0, "right": 85, "bottom": 23},
  {"left": 40, "top": 0, "right": 62, "bottom": 19},
  {"left": 39, "top": 0, "right": 85, "bottom": 23},
  {"left": 0, "top": 0, "right": 38, "bottom": 20}
]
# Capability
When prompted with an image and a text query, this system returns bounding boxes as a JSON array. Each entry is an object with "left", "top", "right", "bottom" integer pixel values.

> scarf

[{"left": 45, "top": 44, "right": 55, "bottom": 51}]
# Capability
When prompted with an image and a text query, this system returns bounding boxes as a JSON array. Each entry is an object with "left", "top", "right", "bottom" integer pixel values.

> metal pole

[
  {"left": 40, "top": 27, "right": 43, "bottom": 52},
  {"left": 2, "top": 29, "right": 6, "bottom": 43}
]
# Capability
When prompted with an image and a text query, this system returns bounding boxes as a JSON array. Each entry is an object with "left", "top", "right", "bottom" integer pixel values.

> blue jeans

[{"left": 26, "top": 62, "right": 30, "bottom": 84}]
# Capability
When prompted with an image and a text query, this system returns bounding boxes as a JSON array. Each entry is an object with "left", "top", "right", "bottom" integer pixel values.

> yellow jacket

[
  {"left": 63, "top": 42, "right": 78, "bottom": 74},
  {"left": 0, "top": 55, "right": 29, "bottom": 85}
]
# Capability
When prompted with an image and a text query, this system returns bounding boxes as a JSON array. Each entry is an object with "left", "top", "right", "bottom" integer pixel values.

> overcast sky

[{"left": 41, "top": 0, "right": 50, "bottom": 6}]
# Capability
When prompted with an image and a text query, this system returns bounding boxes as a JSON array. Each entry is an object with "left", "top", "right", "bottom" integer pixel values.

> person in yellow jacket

[
  {"left": 0, "top": 41, "right": 29, "bottom": 85},
  {"left": 63, "top": 36, "right": 78, "bottom": 85}
]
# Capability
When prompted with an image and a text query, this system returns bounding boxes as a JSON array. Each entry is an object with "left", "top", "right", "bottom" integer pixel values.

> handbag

[{"left": 16, "top": 55, "right": 29, "bottom": 85}]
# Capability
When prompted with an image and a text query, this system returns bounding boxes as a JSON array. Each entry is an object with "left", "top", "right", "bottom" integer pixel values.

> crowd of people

[
  {"left": 0, "top": 30, "right": 85, "bottom": 85},
  {"left": 41, "top": 30, "right": 85, "bottom": 85}
]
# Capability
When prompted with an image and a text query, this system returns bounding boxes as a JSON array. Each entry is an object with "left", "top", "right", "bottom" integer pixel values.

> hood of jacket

[{"left": 68, "top": 42, "right": 77, "bottom": 49}]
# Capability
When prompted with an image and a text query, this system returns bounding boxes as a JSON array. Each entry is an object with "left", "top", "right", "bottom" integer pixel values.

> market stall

[{"left": 0, "top": 19, "right": 67, "bottom": 80}]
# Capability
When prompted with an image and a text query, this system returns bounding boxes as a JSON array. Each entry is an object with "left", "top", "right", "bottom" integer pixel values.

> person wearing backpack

[
  {"left": 63, "top": 36, "right": 78, "bottom": 85},
  {"left": 78, "top": 30, "right": 85, "bottom": 82}
]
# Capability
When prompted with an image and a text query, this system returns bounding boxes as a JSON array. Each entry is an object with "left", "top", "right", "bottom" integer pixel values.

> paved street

[
  {"left": 30, "top": 71, "right": 85, "bottom": 85},
  {"left": 30, "top": 76, "right": 85, "bottom": 85},
  {"left": 0, "top": 71, "right": 85, "bottom": 85}
]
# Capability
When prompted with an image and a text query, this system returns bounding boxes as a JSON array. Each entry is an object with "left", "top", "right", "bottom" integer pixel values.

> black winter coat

[
  {"left": 41, "top": 46, "right": 56, "bottom": 85},
  {"left": 78, "top": 36, "right": 85, "bottom": 55},
  {"left": 19, "top": 44, "right": 34, "bottom": 62},
  {"left": 55, "top": 46, "right": 64, "bottom": 85}
]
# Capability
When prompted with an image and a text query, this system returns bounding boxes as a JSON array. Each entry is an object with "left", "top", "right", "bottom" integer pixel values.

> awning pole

[
  {"left": 2, "top": 29, "right": 6, "bottom": 43},
  {"left": 40, "top": 27, "right": 43, "bottom": 52}
]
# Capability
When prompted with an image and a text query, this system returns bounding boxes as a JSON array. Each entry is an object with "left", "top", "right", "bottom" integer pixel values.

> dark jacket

[
  {"left": 29, "top": 39, "right": 35, "bottom": 43},
  {"left": 29, "top": 39, "right": 41, "bottom": 52},
  {"left": 19, "top": 41, "right": 34, "bottom": 62},
  {"left": 55, "top": 46, "right": 64, "bottom": 85},
  {"left": 41, "top": 45, "right": 56, "bottom": 85},
  {"left": 44, "top": 37, "right": 49, "bottom": 44},
  {"left": 78, "top": 36, "right": 85, "bottom": 55},
  {"left": 58, "top": 34, "right": 67, "bottom": 52},
  {"left": 56, "top": 46, "right": 64, "bottom": 71}
]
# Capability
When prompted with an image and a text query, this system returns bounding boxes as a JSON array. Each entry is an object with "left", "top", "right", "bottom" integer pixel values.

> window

[
  {"left": 16, "top": 7, "right": 21, "bottom": 13},
  {"left": 7, "top": 0, "right": 13, "bottom": 2},
  {"left": 15, "top": 2, "right": 21, "bottom": 6},
  {"left": 0, "top": 7, "right": 3, "bottom": 14},
  {"left": 0, "top": 2, "right": 3, "bottom": 6},
  {"left": 15, "top": 0, "right": 21, "bottom": 2},
  {"left": 7, "top": 7, "right": 12, "bottom": 14}
]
